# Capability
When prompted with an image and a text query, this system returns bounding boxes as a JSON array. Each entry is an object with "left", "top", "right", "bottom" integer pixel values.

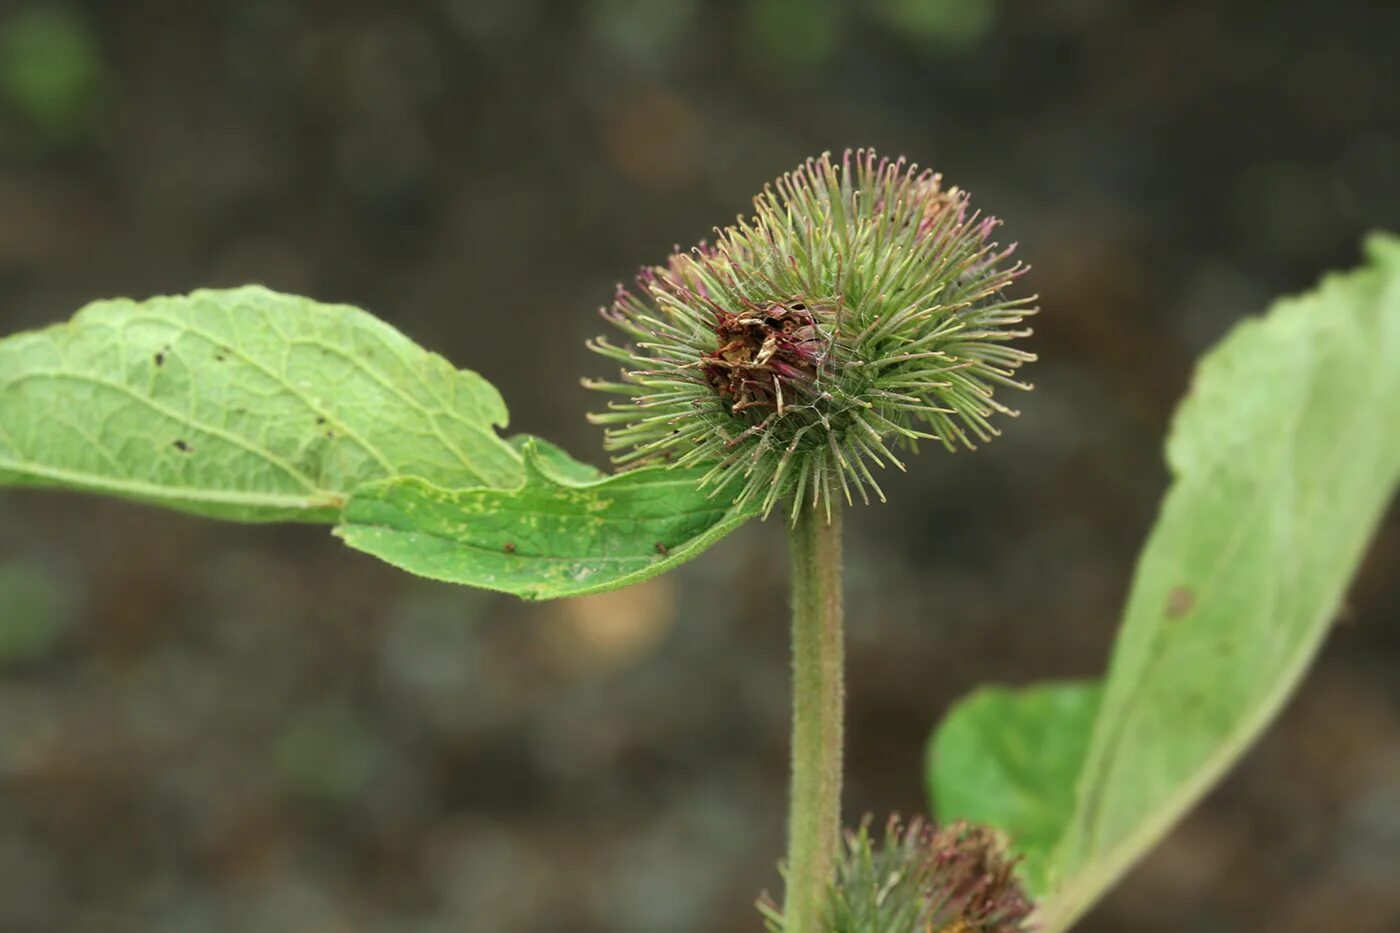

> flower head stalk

[{"left": 586, "top": 149, "right": 1036, "bottom": 521}]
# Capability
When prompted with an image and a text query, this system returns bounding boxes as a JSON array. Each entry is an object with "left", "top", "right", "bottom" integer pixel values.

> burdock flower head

[
  {"left": 823, "top": 817, "right": 1034, "bottom": 932},
  {"left": 586, "top": 149, "right": 1036, "bottom": 519}
]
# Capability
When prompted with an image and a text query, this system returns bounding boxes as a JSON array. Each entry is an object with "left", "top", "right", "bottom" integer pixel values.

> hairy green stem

[{"left": 783, "top": 501, "right": 845, "bottom": 933}]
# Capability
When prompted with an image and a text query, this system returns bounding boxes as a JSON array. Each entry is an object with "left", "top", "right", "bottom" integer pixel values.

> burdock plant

[
  {"left": 586, "top": 150, "right": 1036, "bottom": 931},
  {"left": 1, "top": 148, "right": 1397, "bottom": 932}
]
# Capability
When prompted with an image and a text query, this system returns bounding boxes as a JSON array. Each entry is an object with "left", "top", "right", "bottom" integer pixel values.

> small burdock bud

[
  {"left": 819, "top": 815, "right": 1034, "bottom": 933},
  {"left": 585, "top": 149, "right": 1036, "bottom": 520}
]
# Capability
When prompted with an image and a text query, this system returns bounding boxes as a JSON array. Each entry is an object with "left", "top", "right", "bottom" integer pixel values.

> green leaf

[
  {"left": 0, "top": 287, "right": 758, "bottom": 600},
  {"left": 927, "top": 681, "right": 1101, "bottom": 896},
  {"left": 335, "top": 439, "right": 760, "bottom": 600},
  {"left": 0, "top": 286, "right": 523, "bottom": 522},
  {"left": 1027, "top": 234, "right": 1400, "bottom": 929}
]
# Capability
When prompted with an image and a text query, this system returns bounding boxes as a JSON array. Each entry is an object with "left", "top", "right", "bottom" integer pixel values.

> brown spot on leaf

[
  {"left": 503, "top": 542, "right": 516, "bottom": 554},
  {"left": 654, "top": 542, "right": 669, "bottom": 555},
  {"left": 1166, "top": 586, "right": 1195, "bottom": 619}
]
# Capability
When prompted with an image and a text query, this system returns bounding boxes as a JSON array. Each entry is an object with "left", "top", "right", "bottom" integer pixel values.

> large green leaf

[
  {"left": 336, "top": 439, "right": 761, "bottom": 600},
  {"left": 927, "top": 681, "right": 1101, "bottom": 896},
  {"left": 926, "top": 234, "right": 1400, "bottom": 930},
  {"left": 1042, "top": 234, "right": 1400, "bottom": 927},
  {"left": 0, "top": 286, "right": 523, "bottom": 521},
  {"left": 0, "top": 287, "right": 762, "bottom": 598}
]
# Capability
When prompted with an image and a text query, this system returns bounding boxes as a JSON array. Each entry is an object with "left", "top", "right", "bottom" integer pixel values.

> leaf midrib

[{"left": 0, "top": 456, "right": 343, "bottom": 511}]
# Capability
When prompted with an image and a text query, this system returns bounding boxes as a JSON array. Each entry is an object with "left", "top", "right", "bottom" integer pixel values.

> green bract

[{"left": 586, "top": 149, "right": 1037, "bottom": 520}]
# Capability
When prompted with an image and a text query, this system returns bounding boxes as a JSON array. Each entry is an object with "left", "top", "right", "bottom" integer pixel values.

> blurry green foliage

[
  {"left": 0, "top": 559, "right": 68, "bottom": 663},
  {"left": 738, "top": 0, "right": 997, "bottom": 74},
  {"left": 873, "top": 0, "right": 998, "bottom": 47},
  {"left": 743, "top": 0, "right": 842, "bottom": 69},
  {"left": 273, "top": 700, "right": 383, "bottom": 802},
  {"left": 0, "top": 4, "right": 103, "bottom": 137},
  {"left": 445, "top": 0, "right": 542, "bottom": 41},
  {"left": 587, "top": 0, "right": 697, "bottom": 67}
]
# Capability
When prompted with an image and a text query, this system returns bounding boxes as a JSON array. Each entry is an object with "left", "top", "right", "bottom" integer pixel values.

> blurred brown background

[{"left": 0, "top": 1, "right": 1397, "bottom": 931}]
